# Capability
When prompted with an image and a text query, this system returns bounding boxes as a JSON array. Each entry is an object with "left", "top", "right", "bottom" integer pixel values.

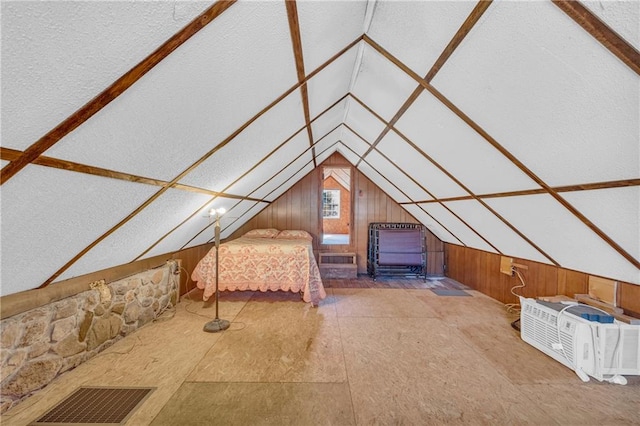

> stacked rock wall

[{"left": 0, "top": 264, "right": 178, "bottom": 413}]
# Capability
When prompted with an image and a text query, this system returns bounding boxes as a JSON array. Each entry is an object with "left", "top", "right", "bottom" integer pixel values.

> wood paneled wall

[
  {"left": 171, "top": 243, "right": 213, "bottom": 296},
  {"left": 227, "top": 153, "right": 445, "bottom": 276},
  {"left": 445, "top": 244, "right": 640, "bottom": 317}
]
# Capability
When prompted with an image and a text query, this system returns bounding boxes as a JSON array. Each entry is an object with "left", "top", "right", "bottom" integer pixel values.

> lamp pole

[{"left": 203, "top": 209, "right": 230, "bottom": 333}]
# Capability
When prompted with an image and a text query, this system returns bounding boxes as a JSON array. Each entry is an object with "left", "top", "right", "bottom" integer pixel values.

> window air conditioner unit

[{"left": 519, "top": 296, "right": 640, "bottom": 385}]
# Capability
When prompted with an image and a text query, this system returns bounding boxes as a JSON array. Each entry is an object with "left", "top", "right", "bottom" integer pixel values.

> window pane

[{"left": 322, "top": 189, "right": 340, "bottom": 218}]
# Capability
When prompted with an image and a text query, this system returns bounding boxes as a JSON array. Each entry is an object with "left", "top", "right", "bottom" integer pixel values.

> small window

[{"left": 322, "top": 189, "right": 340, "bottom": 219}]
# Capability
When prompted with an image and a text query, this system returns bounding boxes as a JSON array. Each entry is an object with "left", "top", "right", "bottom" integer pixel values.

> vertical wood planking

[
  {"left": 224, "top": 153, "right": 445, "bottom": 275},
  {"left": 444, "top": 244, "right": 638, "bottom": 314}
]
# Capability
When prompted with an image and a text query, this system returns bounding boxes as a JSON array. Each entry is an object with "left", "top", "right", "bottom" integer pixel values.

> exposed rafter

[
  {"left": 0, "top": 147, "right": 264, "bottom": 202},
  {"left": 363, "top": 34, "right": 640, "bottom": 270},
  {"left": 345, "top": 124, "right": 501, "bottom": 254},
  {"left": 341, "top": 125, "right": 465, "bottom": 246},
  {"left": 348, "top": 94, "right": 559, "bottom": 265},
  {"left": 407, "top": 179, "right": 640, "bottom": 204},
  {"left": 552, "top": 0, "right": 640, "bottom": 76},
  {"left": 0, "top": 0, "right": 237, "bottom": 185},
  {"left": 286, "top": 0, "right": 317, "bottom": 168},
  {"left": 356, "top": 0, "right": 493, "bottom": 167},
  {"left": 138, "top": 95, "right": 350, "bottom": 260},
  {"left": 38, "top": 36, "right": 363, "bottom": 289}
]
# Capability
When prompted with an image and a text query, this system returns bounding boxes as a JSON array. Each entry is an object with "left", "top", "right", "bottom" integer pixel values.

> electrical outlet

[{"left": 500, "top": 256, "right": 513, "bottom": 276}]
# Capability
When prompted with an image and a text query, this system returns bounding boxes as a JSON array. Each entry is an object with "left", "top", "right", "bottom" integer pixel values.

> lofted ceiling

[{"left": 1, "top": 0, "right": 638, "bottom": 297}]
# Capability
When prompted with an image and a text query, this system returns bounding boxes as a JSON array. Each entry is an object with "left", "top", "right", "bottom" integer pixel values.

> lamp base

[{"left": 203, "top": 318, "right": 230, "bottom": 333}]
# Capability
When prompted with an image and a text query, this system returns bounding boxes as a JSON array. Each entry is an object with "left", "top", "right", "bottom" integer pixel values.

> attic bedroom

[{"left": 1, "top": 0, "right": 639, "bottom": 424}]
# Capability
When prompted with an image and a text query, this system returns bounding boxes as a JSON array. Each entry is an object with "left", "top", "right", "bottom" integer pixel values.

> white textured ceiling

[{"left": 1, "top": 0, "right": 638, "bottom": 296}]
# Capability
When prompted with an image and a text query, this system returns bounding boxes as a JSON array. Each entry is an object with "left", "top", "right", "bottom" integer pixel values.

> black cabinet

[{"left": 367, "top": 223, "right": 427, "bottom": 281}]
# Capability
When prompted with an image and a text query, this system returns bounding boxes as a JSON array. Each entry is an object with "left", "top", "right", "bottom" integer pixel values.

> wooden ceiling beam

[
  {"left": 342, "top": 124, "right": 466, "bottom": 247},
  {"left": 364, "top": 34, "right": 640, "bottom": 269},
  {"left": 1, "top": 0, "right": 237, "bottom": 185},
  {"left": 154, "top": 96, "right": 349, "bottom": 256},
  {"left": 425, "top": 0, "right": 493, "bottom": 82},
  {"left": 286, "top": 0, "right": 317, "bottom": 168},
  {"left": 0, "top": 147, "right": 261, "bottom": 202},
  {"left": 407, "top": 178, "right": 640, "bottom": 204},
  {"left": 216, "top": 139, "right": 345, "bottom": 243},
  {"left": 552, "top": 0, "right": 640, "bottom": 76},
  {"left": 39, "top": 36, "right": 362, "bottom": 289},
  {"left": 346, "top": 96, "right": 557, "bottom": 264},
  {"left": 355, "top": 0, "right": 493, "bottom": 167}
]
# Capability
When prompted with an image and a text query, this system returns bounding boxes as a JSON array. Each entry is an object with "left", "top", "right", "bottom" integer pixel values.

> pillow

[
  {"left": 244, "top": 228, "right": 280, "bottom": 238},
  {"left": 275, "top": 230, "right": 313, "bottom": 241}
]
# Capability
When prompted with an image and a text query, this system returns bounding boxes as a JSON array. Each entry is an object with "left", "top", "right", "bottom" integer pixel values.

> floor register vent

[{"left": 31, "top": 386, "right": 155, "bottom": 425}]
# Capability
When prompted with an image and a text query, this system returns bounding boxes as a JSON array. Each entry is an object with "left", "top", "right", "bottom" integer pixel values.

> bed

[{"left": 191, "top": 229, "right": 326, "bottom": 306}]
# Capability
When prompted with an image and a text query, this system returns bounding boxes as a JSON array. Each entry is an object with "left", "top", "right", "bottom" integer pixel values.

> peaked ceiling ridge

[
  {"left": 8, "top": 0, "right": 638, "bottom": 293},
  {"left": 360, "top": 33, "right": 639, "bottom": 270},
  {"left": 355, "top": 0, "right": 493, "bottom": 167}
]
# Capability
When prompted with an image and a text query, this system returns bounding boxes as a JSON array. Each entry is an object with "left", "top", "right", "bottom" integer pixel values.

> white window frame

[{"left": 322, "top": 189, "right": 340, "bottom": 219}]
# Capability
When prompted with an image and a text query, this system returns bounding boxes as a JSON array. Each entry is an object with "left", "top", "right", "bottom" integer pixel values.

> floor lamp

[{"left": 203, "top": 207, "right": 230, "bottom": 333}]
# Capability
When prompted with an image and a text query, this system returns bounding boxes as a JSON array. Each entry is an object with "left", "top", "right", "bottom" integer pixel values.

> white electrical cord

[
  {"left": 505, "top": 268, "right": 526, "bottom": 313},
  {"left": 555, "top": 304, "right": 625, "bottom": 384}
]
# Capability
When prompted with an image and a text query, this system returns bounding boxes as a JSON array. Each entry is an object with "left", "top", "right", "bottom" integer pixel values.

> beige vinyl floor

[{"left": 2, "top": 277, "right": 639, "bottom": 425}]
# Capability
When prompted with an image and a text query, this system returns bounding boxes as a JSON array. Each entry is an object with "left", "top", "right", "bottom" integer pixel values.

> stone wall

[{"left": 0, "top": 263, "right": 179, "bottom": 413}]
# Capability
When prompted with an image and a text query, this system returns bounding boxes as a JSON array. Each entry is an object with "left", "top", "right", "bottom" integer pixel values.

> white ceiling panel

[
  {"left": 377, "top": 130, "right": 468, "bottom": 199},
  {"left": 340, "top": 127, "right": 371, "bottom": 156},
  {"left": 351, "top": 43, "right": 419, "bottom": 121},
  {"left": 401, "top": 204, "right": 460, "bottom": 244},
  {"left": 1, "top": 161, "right": 8, "bottom": 168},
  {"left": 562, "top": 187, "right": 640, "bottom": 261},
  {"left": 297, "top": 0, "right": 367, "bottom": 72},
  {"left": 357, "top": 161, "right": 410, "bottom": 203},
  {"left": 582, "top": 1, "right": 639, "bottom": 50},
  {"left": 315, "top": 145, "right": 340, "bottom": 167},
  {"left": 221, "top": 201, "right": 271, "bottom": 240},
  {"left": 56, "top": 188, "right": 213, "bottom": 281},
  {"left": 307, "top": 46, "right": 358, "bottom": 118},
  {"left": 140, "top": 196, "right": 239, "bottom": 259},
  {"left": 310, "top": 99, "right": 347, "bottom": 142},
  {"left": 335, "top": 142, "right": 360, "bottom": 166},
  {"left": 418, "top": 203, "right": 497, "bottom": 253},
  {"left": 252, "top": 153, "right": 314, "bottom": 202},
  {"left": 432, "top": 1, "right": 639, "bottom": 186},
  {"left": 1, "top": 1, "right": 212, "bottom": 151},
  {"left": 1, "top": 166, "right": 157, "bottom": 295},
  {"left": 179, "top": 90, "right": 305, "bottom": 192},
  {"left": 365, "top": 150, "right": 432, "bottom": 201},
  {"left": 343, "top": 97, "right": 387, "bottom": 143},
  {"left": 265, "top": 163, "right": 315, "bottom": 202},
  {"left": 396, "top": 91, "right": 541, "bottom": 195},
  {"left": 45, "top": 1, "right": 297, "bottom": 181},
  {"left": 225, "top": 132, "right": 309, "bottom": 197},
  {"left": 485, "top": 194, "right": 640, "bottom": 284},
  {"left": 367, "top": 0, "right": 479, "bottom": 75},
  {"left": 444, "top": 199, "right": 552, "bottom": 264},
  {"left": 313, "top": 128, "right": 342, "bottom": 159}
]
